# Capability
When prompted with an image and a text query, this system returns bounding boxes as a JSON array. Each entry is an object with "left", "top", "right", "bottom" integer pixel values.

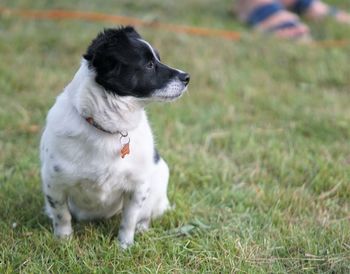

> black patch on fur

[
  {"left": 83, "top": 26, "right": 183, "bottom": 98},
  {"left": 153, "top": 148, "right": 160, "bottom": 164},
  {"left": 57, "top": 214, "right": 62, "bottom": 220},
  {"left": 141, "top": 196, "right": 147, "bottom": 202},
  {"left": 46, "top": 195, "right": 56, "bottom": 208},
  {"left": 53, "top": 165, "right": 61, "bottom": 173}
]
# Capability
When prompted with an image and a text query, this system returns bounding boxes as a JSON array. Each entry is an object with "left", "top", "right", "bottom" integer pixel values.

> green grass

[{"left": 1, "top": 0, "right": 350, "bottom": 272}]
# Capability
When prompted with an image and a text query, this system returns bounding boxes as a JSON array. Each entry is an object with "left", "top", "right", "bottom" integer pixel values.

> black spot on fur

[
  {"left": 154, "top": 148, "right": 160, "bottom": 164},
  {"left": 57, "top": 214, "right": 62, "bottom": 220},
  {"left": 53, "top": 165, "right": 61, "bottom": 173},
  {"left": 47, "top": 184, "right": 51, "bottom": 188},
  {"left": 141, "top": 196, "right": 147, "bottom": 202},
  {"left": 54, "top": 222, "right": 58, "bottom": 227},
  {"left": 46, "top": 195, "right": 56, "bottom": 208}
]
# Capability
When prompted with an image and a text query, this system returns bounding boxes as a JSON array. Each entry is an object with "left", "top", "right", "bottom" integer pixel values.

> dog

[{"left": 40, "top": 26, "right": 190, "bottom": 248}]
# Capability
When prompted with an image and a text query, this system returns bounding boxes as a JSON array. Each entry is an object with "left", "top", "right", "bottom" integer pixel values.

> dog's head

[{"left": 83, "top": 26, "right": 190, "bottom": 101}]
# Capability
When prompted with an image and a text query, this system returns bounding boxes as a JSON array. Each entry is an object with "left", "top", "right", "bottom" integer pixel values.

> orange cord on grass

[
  {"left": 0, "top": 6, "right": 241, "bottom": 41},
  {"left": 0, "top": 6, "right": 349, "bottom": 47}
]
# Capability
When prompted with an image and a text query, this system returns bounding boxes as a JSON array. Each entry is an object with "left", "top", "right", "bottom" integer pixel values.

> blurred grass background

[{"left": 0, "top": 0, "right": 350, "bottom": 272}]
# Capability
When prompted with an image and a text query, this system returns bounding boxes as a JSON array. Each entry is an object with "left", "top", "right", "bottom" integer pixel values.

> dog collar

[
  {"left": 85, "top": 117, "right": 115, "bottom": 134},
  {"left": 85, "top": 117, "right": 130, "bottom": 158}
]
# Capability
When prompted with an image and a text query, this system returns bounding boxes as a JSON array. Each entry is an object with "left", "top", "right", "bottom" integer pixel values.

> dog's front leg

[
  {"left": 118, "top": 183, "right": 150, "bottom": 248},
  {"left": 44, "top": 185, "right": 72, "bottom": 239}
]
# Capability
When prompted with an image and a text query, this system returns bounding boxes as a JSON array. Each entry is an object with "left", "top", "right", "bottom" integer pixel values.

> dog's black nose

[{"left": 179, "top": 72, "right": 190, "bottom": 86}]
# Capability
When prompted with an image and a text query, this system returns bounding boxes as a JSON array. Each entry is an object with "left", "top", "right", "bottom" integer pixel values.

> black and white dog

[{"left": 40, "top": 26, "right": 190, "bottom": 248}]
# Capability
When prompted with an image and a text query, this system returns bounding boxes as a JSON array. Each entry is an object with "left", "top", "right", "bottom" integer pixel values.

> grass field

[{"left": 1, "top": 0, "right": 350, "bottom": 272}]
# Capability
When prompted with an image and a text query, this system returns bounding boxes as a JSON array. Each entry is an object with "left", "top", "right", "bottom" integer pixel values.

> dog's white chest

[
  {"left": 68, "top": 177, "right": 123, "bottom": 211},
  {"left": 65, "top": 158, "right": 147, "bottom": 219}
]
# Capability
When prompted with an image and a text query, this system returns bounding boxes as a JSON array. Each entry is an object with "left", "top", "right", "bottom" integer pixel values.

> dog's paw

[
  {"left": 117, "top": 229, "right": 134, "bottom": 249},
  {"left": 118, "top": 237, "right": 134, "bottom": 249},
  {"left": 54, "top": 224, "right": 73, "bottom": 239}
]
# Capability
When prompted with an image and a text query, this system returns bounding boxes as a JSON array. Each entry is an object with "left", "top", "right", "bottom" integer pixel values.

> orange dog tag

[
  {"left": 120, "top": 133, "right": 130, "bottom": 159},
  {"left": 120, "top": 143, "right": 130, "bottom": 158}
]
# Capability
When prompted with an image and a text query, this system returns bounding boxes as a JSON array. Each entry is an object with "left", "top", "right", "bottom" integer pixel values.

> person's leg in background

[
  {"left": 234, "top": 0, "right": 310, "bottom": 39},
  {"left": 281, "top": 0, "right": 350, "bottom": 24},
  {"left": 234, "top": 0, "right": 350, "bottom": 40}
]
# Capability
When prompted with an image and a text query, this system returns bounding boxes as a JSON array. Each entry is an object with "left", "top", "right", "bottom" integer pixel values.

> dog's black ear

[
  {"left": 83, "top": 26, "right": 141, "bottom": 64},
  {"left": 121, "top": 25, "right": 142, "bottom": 39}
]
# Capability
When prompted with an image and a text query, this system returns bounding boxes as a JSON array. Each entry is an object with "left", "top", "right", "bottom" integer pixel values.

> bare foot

[{"left": 281, "top": 0, "right": 350, "bottom": 24}]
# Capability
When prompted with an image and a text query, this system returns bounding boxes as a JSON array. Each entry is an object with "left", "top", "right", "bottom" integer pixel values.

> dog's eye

[{"left": 146, "top": 60, "right": 155, "bottom": 70}]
